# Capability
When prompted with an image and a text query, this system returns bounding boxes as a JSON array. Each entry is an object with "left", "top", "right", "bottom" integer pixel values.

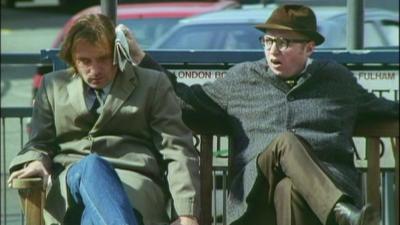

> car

[
  {"left": 52, "top": 1, "right": 240, "bottom": 49},
  {"left": 150, "top": 4, "right": 399, "bottom": 50},
  {"left": 32, "top": 1, "right": 239, "bottom": 100},
  {"left": 1, "top": 0, "right": 97, "bottom": 11}
]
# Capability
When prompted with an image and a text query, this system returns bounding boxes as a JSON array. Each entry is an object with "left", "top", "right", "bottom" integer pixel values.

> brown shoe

[{"left": 334, "top": 203, "right": 379, "bottom": 225}]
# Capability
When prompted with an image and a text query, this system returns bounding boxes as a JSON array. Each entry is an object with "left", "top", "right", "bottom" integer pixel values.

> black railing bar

[
  {"left": 35, "top": 49, "right": 400, "bottom": 65},
  {"left": 1, "top": 53, "right": 50, "bottom": 65},
  {"left": 0, "top": 107, "right": 32, "bottom": 118},
  {"left": 212, "top": 170, "right": 217, "bottom": 225},
  {"left": 1, "top": 117, "right": 6, "bottom": 225},
  {"left": 19, "top": 118, "right": 23, "bottom": 150},
  {"left": 381, "top": 174, "right": 386, "bottom": 224},
  {"left": 222, "top": 170, "right": 227, "bottom": 225},
  {"left": 150, "top": 49, "right": 398, "bottom": 64}
]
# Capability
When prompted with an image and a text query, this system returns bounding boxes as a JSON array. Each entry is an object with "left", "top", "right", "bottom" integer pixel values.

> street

[{"left": 1, "top": 4, "right": 72, "bottom": 106}]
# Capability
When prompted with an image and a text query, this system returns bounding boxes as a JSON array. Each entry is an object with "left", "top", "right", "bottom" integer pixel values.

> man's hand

[
  {"left": 7, "top": 160, "right": 51, "bottom": 187},
  {"left": 171, "top": 216, "right": 199, "bottom": 225},
  {"left": 118, "top": 24, "right": 146, "bottom": 64}
]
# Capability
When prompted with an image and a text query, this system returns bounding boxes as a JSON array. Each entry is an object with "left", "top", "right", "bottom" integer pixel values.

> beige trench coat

[{"left": 9, "top": 64, "right": 200, "bottom": 225}]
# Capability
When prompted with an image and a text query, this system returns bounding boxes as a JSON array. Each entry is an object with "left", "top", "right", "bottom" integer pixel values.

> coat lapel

[
  {"left": 252, "top": 58, "right": 318, "bottom": 93},
  {"left": 91, "top": 64, "right": 138, "bottom": 132},
  {"left": 252, "top": 59, "right": 291, "bottom": 93},
  {"left": 66, "top": 74, "right": 88, "bottom": 117}
]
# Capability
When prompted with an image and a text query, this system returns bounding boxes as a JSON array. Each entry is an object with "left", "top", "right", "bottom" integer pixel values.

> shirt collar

[
  {"left": 301, "top": 58, "right": 313, "bottom": 74},
  {"left": 101, "top": 81, "right": 113, "bottom": 96}
]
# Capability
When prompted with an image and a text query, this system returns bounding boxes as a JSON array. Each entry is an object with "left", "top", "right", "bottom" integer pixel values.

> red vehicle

[{"left": 32, "top": 1, "right": 239, "bottom": 99}]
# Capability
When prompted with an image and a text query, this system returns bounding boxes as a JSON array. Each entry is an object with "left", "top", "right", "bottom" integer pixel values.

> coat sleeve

[
  {"left": 139, "top": 54, "right": 230, "bottom": 131},
  {"left": 149, "top": 73, "right": 201, "bottom": 218},
  {"left": 346, "top": 69, "right": 400, "bottom": 120},
  {"left": 9, "top": 75, "right": 58, "bottom": 173}
]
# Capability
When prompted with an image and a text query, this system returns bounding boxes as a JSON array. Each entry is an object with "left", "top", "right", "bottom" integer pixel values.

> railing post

[
  {"left": 366, "top": 137, "right": 381, "bottom": 218},
  {"left": 200, "top": 135, "right": 213, "bottom": 225},
  {"left": 100, "top": 0, "right": 117, "bottom": 24},
  {"left": 347, "top": 0, "right": 364, "bottom": 50},
  {"left": 391, "top": 137, "right": 399, "bottom": 225}
]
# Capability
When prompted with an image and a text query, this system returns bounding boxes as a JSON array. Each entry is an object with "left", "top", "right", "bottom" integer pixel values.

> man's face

[
  {"left": 263, "top": 30, "right": 315, "bottom": 79},
  {"left": 73, "top": 38, "right": 117, "bottom": 89}
]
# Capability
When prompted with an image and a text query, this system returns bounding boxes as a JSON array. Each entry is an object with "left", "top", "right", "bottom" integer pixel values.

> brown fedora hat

[{"left": 255, "top": 5, "right": 325, "bottom": 45}]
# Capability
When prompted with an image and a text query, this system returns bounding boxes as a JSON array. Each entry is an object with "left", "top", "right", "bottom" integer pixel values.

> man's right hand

[
  {"left": 118, "top": 24, "right": 146, "bottom": 64},
  {"left": 7, "top": 160, "right": 51, "bottom": 187}
]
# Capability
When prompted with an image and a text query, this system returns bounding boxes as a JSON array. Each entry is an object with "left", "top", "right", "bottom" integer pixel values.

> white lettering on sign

[
  {"left": 171, "top": 70, "right": 224, "bottom": 85},
  {"left": 357, "top": 71, "right": 396, "bottom": 80}
]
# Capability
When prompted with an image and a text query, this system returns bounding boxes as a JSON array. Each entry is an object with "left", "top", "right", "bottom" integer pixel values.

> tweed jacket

[
  {"left": 140, "top": 55, "right": 399, "bottom": 224},
  {"left": 9, "top": 63, "right": 200, "bottom": 225}
]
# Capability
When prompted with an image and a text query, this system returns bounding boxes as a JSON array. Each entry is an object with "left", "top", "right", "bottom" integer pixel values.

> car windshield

[
  {"left": 119, "top": 18, "right": 180, "bottom": 49},
  {"left": 152, "top": 23, "right": 265, "bottom": 50},
  {"left": 151, "top": 14, "right": 399, "bottom": 50},
  {"left": 318, "top": 19, "right": 399, "bottom": 49}
]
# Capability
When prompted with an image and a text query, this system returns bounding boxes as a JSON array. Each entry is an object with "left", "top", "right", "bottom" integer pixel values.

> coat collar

[
  {"left": 251, "top": 58, "right": 315, "bottom": 93},
  {"left": 67, "top": 70, "right": 87, "bottom": 117},
  {"left": 67, "top": 64, "right": 138, "bottom": 133},
  {"left": 91, "top": 63, "right": 138, "bottom": 132}
]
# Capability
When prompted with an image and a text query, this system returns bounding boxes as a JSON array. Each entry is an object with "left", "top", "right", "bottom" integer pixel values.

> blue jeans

[{"left": 66, "top": 154, "right": 139, "bottom": 225}]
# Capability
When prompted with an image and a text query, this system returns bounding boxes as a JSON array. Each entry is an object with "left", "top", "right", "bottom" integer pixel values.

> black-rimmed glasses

[{"left": 259, "top": 36, "right": 310, "bottom": 51}]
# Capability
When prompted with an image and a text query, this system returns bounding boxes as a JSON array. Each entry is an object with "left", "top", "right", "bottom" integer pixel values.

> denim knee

[
  {"left": 67, "top": 154, "right": 109, "bottom": 202},
  {"left": 83, "top": 153, "right": 104, "bottom": 166},
  {"left": 82, "top": 153, "right": 112, "bottom": 173}
]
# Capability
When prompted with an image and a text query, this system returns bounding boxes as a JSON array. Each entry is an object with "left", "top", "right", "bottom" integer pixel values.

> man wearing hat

[{"left": 127, "top": 4, "right": 398, "bottom": 225}]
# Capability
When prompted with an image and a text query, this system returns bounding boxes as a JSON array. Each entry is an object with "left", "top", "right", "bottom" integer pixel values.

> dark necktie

[{"left": 89, "top": 88, "right": 104, "bottom": 117}]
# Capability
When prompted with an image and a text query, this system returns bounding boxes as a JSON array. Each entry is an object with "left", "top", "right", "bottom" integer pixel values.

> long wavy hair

[{"left": 59, "top": 14, "right": 116, "bottom": 72}]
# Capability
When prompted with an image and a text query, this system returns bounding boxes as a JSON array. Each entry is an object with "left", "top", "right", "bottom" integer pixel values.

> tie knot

[
  {"left": 94, "top": 89, "right": 103, "bottom": 99},
  {"left": 89, "top": 88, "right": 103, "bottom": 101},
  {"left": 89, "top": 87, "right": 103, "bottom": 94}
]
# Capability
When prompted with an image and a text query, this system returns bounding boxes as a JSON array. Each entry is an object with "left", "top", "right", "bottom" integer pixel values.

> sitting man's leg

[
  {"left": 274, "top": 177, "right": 321, "bottom": 225},
  {"left": 257, "top": 132, "right": 378, "bottom": 225},
  {"left": 66, "top": 153, "right": 139, "bottom": 225}
]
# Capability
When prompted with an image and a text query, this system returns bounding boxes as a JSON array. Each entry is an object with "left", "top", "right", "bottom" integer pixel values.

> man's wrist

[{"left": 131, "top": 50, "right": 145, "bottom": 64}]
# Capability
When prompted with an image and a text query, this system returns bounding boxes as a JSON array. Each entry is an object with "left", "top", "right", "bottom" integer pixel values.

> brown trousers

[{"left": 240, "top": 132, "right": 344, "bottom": 225}]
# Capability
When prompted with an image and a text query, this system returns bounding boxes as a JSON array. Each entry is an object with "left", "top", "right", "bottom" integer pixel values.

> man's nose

[
  {"left": 91, "top": 61, "right": 103, "bottom": 73},
  {"left": 268, "top": 42, "right": 280, "bottom": 54}
]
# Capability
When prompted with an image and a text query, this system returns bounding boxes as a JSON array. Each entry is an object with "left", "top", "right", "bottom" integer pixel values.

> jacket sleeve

[
  {"left": 9, "top": 75, "right": 58, "bottom": 173},
  {"left": 348, "top": 70, "right": 399, "bottom": 120},
  {"left": 139, "top": 53, "right": 230, "bottom": 132},
  {"left": 149, "top": 73, "right": 201, "bottom": 218}
]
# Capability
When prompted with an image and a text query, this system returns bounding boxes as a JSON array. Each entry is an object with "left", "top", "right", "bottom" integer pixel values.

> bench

[
  {"left": 10, "top": 119, "right": 400, "bottom": 225},
  {"left": 7, "top": 49, "right": 399, "bottom": 225}
]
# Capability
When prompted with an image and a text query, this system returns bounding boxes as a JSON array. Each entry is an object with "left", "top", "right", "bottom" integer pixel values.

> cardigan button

[{"left": 287, "top": 96, "right": 295, "bottom": 101}]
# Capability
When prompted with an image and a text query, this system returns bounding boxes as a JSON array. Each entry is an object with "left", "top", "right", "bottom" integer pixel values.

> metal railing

[{"left": 1, "top": 108, "right": 32, "bottom": 225}]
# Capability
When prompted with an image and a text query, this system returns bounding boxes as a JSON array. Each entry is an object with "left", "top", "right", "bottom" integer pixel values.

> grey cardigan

[{"left": 141, "top": 55, "right": 399, "bottom": 224}]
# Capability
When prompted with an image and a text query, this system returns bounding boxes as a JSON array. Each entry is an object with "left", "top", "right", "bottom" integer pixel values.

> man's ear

[{"left": 305, "top": 42, "right": 315, "bottom": 56}]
